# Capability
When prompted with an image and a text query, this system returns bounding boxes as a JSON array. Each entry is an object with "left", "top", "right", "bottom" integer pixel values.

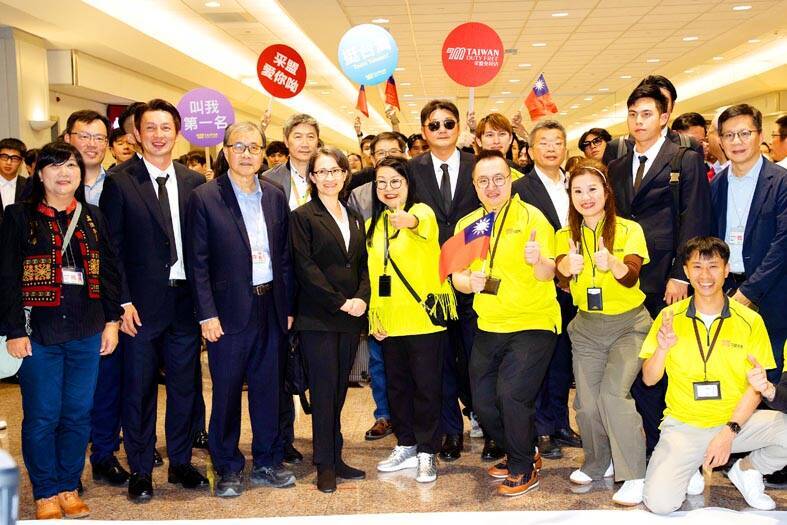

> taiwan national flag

[
  {"left": 439, "top": 212, "right": 495, "bottom": 282},
  {"left": 525, "top": 73, "right": 558, "bottom": 121},
  {"left": 356, "top": 85, "right": 369, "bottom": 117},
  {"left": 385, "top": 76, "right": 400, "bottom": 110}
]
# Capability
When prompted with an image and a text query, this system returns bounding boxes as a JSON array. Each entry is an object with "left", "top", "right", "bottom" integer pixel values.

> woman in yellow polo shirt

[
  {"left": 367, "top": 157, "right": 456, "bottom": 484},
  {"left": 555, "top": 158, "right": 652, "bottom": 506}
]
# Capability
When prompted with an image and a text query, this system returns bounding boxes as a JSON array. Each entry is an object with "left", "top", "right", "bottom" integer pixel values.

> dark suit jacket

[
  {"left": 603, "top": 128, "right": 703, "bottom": 166},
  {"left": 512, "top": 168, "right": 562, "bottom": 231},
  {"left": 0, "top": 176, "right": 29, "bottom": 223},
  {"left": 408, "top": 150, "right": 478, "bottom": 245},
  {"left": 290, "top": 198, "right": 370, "bottom": 333},
  {"left": 609, "top": 138, "right": 712, "bottom": 295},
  {"left": 99, "top": 155, "right": 205, "bottom": 320},
  {"left": 186, "top": 174, "right": 293, "bottom": 335},
  {"left": 711, "top": 159, "right": 787, "bottom": 336},
  {"left": 262, "top": 161, "right": 294, "bottom": 203}
]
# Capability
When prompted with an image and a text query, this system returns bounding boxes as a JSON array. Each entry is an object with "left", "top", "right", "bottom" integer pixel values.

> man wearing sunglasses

[
  {"left": 0, "top": 137, "right": 28, "bottom": 224},
  {"left": 410, "top": 99, "right": 481, "bottom": 462}
]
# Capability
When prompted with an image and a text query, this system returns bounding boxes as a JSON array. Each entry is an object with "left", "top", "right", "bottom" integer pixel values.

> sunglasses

[
  {"left": 426, "top": 119, "right": 457, "bottom": 132},
  {"left": 580, "top": 137, "right": 604, "bottom": 150}
]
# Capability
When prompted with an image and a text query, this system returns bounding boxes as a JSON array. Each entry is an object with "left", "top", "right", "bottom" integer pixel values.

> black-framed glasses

[
  {"left": 474, "top": 174, "right": 510, "bottom": 189},
  {"left": 313, "top": 168, "right": 345, "bottom": 179},
  {"left": 229, "top": 142, "right": 262, "bottom": 155},
  {"left": 373, "top": 148, "right": 403, "bottom": 159},
  {"left": 69, "top": 131, "right": 108, "bottom": 145},
  {"left": 376, "top": 178, "right": 405, "bottom": 190},
  {"left": 426, "top": 119, "right": 457, "bottom": 132},
  {"left": 579, "top": 137, "right": 604, "bottom": 150},
  {"left": 721, "top": 129, "right": 759, "bottom": 143},
  {"left": 0, "top": 153, "right": 22, "bottom": 163}
]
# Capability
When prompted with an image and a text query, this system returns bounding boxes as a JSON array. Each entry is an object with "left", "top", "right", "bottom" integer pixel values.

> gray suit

[
  {"left": 262, "top": 161, "right": 293, "bottom": 203},
  {"left": 346, "top": 182, "right": 373, "bottom": 221}
]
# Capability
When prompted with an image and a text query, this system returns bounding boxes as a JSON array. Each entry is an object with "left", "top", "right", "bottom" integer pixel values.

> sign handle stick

[
  {"left": 204, "top": 147, "right": 211, "bottom": 169},
  {"left": 468, "top": 87, "right": 475, "bottom": 115},
  {"left": 267, "top": 96, "right": 274, "bottom": 111}
]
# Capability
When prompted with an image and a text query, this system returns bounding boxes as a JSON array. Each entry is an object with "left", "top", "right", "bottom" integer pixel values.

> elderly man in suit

[
  {"left": 100, "top": 99, "right": 207, "bottom": 502},
  {"left": 0, "top": 137, "right": 28, "bottom": 222}
]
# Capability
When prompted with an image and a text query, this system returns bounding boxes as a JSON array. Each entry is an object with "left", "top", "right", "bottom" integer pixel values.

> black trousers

[
  {"left": 383, "top": 332, "right": 445, "bottom": 454},
  {"left": 471, "top": 329, "right": 556, "bottom": 476},
  {"left": 300, "top": 330, "right": 358, "bottom": 468}
]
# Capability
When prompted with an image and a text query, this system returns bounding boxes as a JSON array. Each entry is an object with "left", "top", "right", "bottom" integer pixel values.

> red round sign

[
  {"left": 257, "top": 44, "right": 307, "bottom": 99},
  {"left": 442, "top": 22, "right": 504, "bottom": 87}
]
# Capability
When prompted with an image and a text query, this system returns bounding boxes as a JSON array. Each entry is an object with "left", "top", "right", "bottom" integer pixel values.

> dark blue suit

[
  {"left": 711, "top": 158, "right": 787, "bottom": 380},
  {"left": 100, "top": 155, "right": 205, "bottom": 475},
  {"left": 186, "top": 174, "right": 293, "bottom": 475}
]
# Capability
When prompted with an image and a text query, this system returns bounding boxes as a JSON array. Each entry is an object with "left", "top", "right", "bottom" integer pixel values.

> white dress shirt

[
  {"left": 631, "top": 135, "right": 667, "bottom": 187},
  {"left": 778, "top": 157, "right": 787, "bottom": 169},
  {"left": 0, "top": 176, "right": 17, "bottom": 209},
  {"left": 431, "top": 149, "right": 460, "bottom": 199},
  {"left": 288, "top": 163, "right": 310, "bottom": 211},
  {"left": 143, "top": 158, "right": 186, "bottom": 280},
  {"left": 328, "top": 204, "right": 351, "bottom": 251},
  {"left": 533, "top": 166, "right": 569, "bottom": 228}
]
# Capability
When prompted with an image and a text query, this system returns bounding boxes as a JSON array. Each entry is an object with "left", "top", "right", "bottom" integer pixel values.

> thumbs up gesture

[
  {"left": 525, "top": 229, "right": 541, "bottom": 265},
  {"left": 657, "top": 308, "right": 678, "bottom": 351},
  {"left": 594, "top": 236, "right": 612, "bottom": 272},
  {"left": 566, "top": 238, "right": 585, "bottom": 276},
  {"left": 389, "top": 208, "right": 417, "bottom": 230},
  {"left": 747, "top": 354, "right": 773, "bottom": 396}
]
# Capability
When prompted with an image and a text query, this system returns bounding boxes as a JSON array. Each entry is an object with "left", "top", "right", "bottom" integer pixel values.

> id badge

[
  {"left": 378, "top": 275, "right": 391, "bottom": 297},
  {"left": 481, "top": 277, "right": 501, "bottom": 295},
  {"left": 693, "top": 381, "right": 721, "bottom": 401},
  {"left": 587, "top": 287, "right": 603, "bottom": 311},
  {"left": 62, "top": 267, "right": 85, "bottom": 286},
  {"left": 729, "top": 226, "right": 744, "bottom": 246},
  {"left": 251, "top": 250, "right": 269, "bottom": 265}
]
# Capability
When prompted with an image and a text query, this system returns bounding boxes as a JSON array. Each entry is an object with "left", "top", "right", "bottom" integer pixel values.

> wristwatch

[{"left": 726, "top": 421, "right": 741, "bottom": 435}]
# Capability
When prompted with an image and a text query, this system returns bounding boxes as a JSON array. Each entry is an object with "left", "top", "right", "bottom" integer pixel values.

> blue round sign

[{"left": 338, "top": 24, "right": 398, "bottom": 86}]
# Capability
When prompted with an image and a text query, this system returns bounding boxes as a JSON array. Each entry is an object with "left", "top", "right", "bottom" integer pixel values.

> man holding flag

[{"left": 448, "top": 150, "right": 560, "bottom": 497}]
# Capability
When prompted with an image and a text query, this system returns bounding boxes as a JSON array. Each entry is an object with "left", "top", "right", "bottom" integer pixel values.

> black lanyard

[
  {"left": 382, "top": 212, "right": 400, "bottom": 275},
  {"left": 691, "top": 317, "right": 724, "bottom": 381},
  {"left": 487, "top": 201, "right": 511, "bottom": 271},
  {"left": 579, "top": 224, "right": 598, "bottom": 283}
]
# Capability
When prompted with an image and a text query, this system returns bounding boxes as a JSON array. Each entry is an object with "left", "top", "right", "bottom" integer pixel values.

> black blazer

[
  {"left": 186, "top": 174, "right": 293, "bottom": 335},
  {"left": 99, "top": 155, "right": 205, "bottom": 320},
  {"left": 602, "top": 128, "right": 703, "bottom": 165},
  {"left": 409, "top": 150, "right": 478, "bottom": 245},
  {"left": 290, "top": 197, "right": 370, "bottom": 333},
  {"left": 609, "top": 138, "right": 712, "bottom": 295},
  {"left": 0, "top": 176, "right": 29, "bottom": 223},
  {"left": 512, "top": 168, "right": 562, "bottom": 232}
]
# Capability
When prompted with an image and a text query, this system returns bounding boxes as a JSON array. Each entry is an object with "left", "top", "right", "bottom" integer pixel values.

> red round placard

[
  {"left": 257, "top": 44, "right": 307, "bottom": 99},
  {"left": 441, "top": 22, "right": 504, "bottom": 87}
]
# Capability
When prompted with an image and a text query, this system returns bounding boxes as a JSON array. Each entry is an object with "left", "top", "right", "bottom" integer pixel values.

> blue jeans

[
  {"left": 368, "top": 337, "right": 390, "bottom": 420},
  {"left": 20, "top": 333, "right": 102, "bottom": 499}
]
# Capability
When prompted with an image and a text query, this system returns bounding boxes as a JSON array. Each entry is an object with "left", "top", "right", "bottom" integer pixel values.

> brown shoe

[
  {"left": 497, "top": 469, "right": 539, "bottom": 497},
  {"left": 57, "top": 490, "right": 90, "bottom": 519},
  {"left": 488, "top": 459, "right": 509, "bottom": 479},
  {"left": 534, "top": 450, "right": 542, "bottom": 472},
  {"left": 365, "top": 418, "right": 392, "bottom": 441},
  {"left": 35, "top": 496, "right": 62, "bottom": 520}
]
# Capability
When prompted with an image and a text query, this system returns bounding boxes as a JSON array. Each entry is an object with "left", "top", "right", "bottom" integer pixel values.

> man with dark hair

[
  {"left": 672, "top": 112, "right": 712, "bottom": 178},
  {"left": 265, "top": 141, "right": 289, "bottom": 168},
  {"left": 772, "top": 114, "right": 787, "bottom": 169},
  {"left": 407, "top": 133, "right": 429, "bottom": 158},
  {"left": 64, "top": 110, "right": 110, "bottom": 206},
  {"left": 609, "top": 84, "right": 712, "bottom": 456},
  {"left": 116, "top": 102, "right": 145, "bottom": 154},
  {"left": 23, "top": 148, "right": 37, "bottom": 176},
  {"left": 360, "top": 135, "right": 376, "bottom": 169},
  {"left": 100, "top": 98, "right": 208, "bottom": 502},
  {"left": 0, "top": 137, "right": 28, "bottom": 223},
  {"left": 109, "top": 128, "right": 135, "bottom": 167}
]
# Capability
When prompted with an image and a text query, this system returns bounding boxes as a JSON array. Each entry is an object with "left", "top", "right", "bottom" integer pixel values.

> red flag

[
  {"left": 385, "top": 76, "right": 400, "bottom": 110},
  {"left": 356, "top": 85, "right": 369, "bottom": 117},
  {"left": 439, "top": 212, "right": 495, "bottom": 282},
  {"left": 525, "top": 73, "right": 558, "bottom": 121}
]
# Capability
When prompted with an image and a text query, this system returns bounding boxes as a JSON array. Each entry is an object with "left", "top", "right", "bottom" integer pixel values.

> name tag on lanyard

[
  {"left": 692, "top": 316, "right": 725, "bottom": 401},
  {"left": 62, "top": 267, "right": 85, "bottom": 286},
  {"left": 251, "top": 250, "right": 269, "bottom": 265}
]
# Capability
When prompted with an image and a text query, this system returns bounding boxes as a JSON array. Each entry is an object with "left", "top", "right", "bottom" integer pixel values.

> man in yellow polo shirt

[
  {"left": 640, "top": 236, "right": 787, "bottom": 514},
  {"left": 452, "top": 150, "right": 560, "bottom": 497}
]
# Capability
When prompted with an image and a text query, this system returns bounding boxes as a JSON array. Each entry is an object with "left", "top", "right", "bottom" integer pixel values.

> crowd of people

[{"left": 1, "top": 73, "right": 786, "bottom": 520}]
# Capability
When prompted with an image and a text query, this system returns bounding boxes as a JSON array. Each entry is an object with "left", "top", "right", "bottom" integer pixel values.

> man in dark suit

[
  {"left": 100, "top": 99, "right": 207, "bottom": 502},
  {"left": 608, "top": 84, "right": 712, "bottom": 455},
  {"left": 0, "top": 137, "right": 28, "bottom": 223},
  {"left": 408, "top": 99, "right": 497, "bottom": 462},
  {"left": 512, "top": 120, "right": 581, "bottom": 461},
  {"left": 187, "top": 121, "right": 295, "bottom": 497}
]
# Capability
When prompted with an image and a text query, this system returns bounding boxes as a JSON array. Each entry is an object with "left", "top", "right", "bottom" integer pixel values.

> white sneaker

[
  {"left": 377, "top": 445, "right": 418, "bottom": 472},
  {"left": 469, "top": 413, "right": 484, "bottom": 438},
  {"left": 604, "top": 461, "right": 614, "bottom": 478},
  {"left": 612, "top": 478, "right": 644, "bottom": 506},
  {"left": 687, "top": 469, "right": 705, "bottom": 496},
  {"left": 415, "top": 453, "right": 437, "bottom": 483},
  {"left": 569, "top": 469, "right": 592, "bottom": 485},
  {"left": 728, "top": 459, "right": 776, "bottom": 510}
]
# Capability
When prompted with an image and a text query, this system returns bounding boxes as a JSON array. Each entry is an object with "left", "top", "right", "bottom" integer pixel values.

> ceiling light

[
  {"left": 400, "top": 82, "right": 412, "bottom": 86},
  {"left": 602, "top": 108, "right": 608, "bottom": 112},
  {"left": 518, "top": 63, "right": 532, "bottom": 68},
  {"left": 584, "top": 97, "right": 593, "bottom": 101},
  {"left": 598, "top": 87, "right": 609, "bottom": 92},
  {"left": 682, "top": 36, "right": 699, "bottom": 42},
  {"left": 204, "top": 1, "right": 220, "bottom": 7},
  {"left": 684, "top": 69, "right": 695, "bottom": 73},
  {"left": 395, "top": 67, "right": 405, "bottom": 71},
  {"left": 620, "top": 75, "right": 632, "bottom": 79},
  {"left": 748, "top": 39, "right": 761, "bottom": 43},
  {"left": 560, "top": 112, "right": 568, "bottom": 115},
  {"left": 339, "top": 106, "right": 347, "bottom": 109},
  {"left": 509, "top": 79, "right": 521, "bottom": 83},
  {"left": 403, "top": 94, "right": 413, "bottom": 97},
  {"left": 570, "top": 104, "right": 580, "bottom": 109},
  {"left": 407, "top": 102, "right": 417, "bottom": 107},
  {"left": 732, "top": 5, "right": 752, "bottom": 11},
  {"left": 320, "top": 91, "right": 330, "bottom": 95},
  {"left": 371, "top": 18, "right": 389, "bottom": 23},
  {"left": 532, "top": 42, "right": 547, "bottom": 47},
  {"left": 647, "top": 58, "right": 660, "bottom": 63},
  {"left": 501, "top": 91, "right": 511, "bottom": 95},
  {"left": 713, "top": 56, "right": 724, "bottom": 60},
  {"left": 552, "top": 12, "right": 569, "bottom": 17},
  {"left": 495, "top": 100, "right": 504, "bottom": 104}
]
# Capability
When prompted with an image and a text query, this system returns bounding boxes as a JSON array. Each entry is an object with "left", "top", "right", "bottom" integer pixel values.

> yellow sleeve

[
  {"left": 639, "top": 307, "right": 667, "bottom": 359},
  {"left": 748, "top": 316, "right": 775, "bottom": 370},
  {"left": 624, "top": 221, "right": 650, "bottom": 265},
  {"left": 529, "top": 207, "right": 555, "bottom": 259},
  {"left": 555, "top": 228, "right": 571, "bottom": 258},
  {"left": 409, "top": 203, "right": 438, "bottom": 242}
]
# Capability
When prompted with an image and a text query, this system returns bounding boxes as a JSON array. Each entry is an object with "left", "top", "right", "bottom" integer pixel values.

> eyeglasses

[
  {"left": 373, "top": 148, "right": 403, "bottom": 159},
  {"left": 579, "top": 137, "right": 604, "bottom": 150},
  {"left": 536, "top": 141, "right": 565, "bottom": 150},
  {"left": 313, "top": 168, "right": 345, "bottom": 179},
  {"left": 720, "top": 129, "right": 759, "bottom": 143},
  {"left": 0, "top": 153, "right": 22, "bottom": 163},
  {"left": 426, "top": 119, "right": 457, "bottom": 132},
  {"left": 228, "top": 142, "right": 262, "bottom": 155},
  {"left": 69, "top": 131, "right": 108, "bottom": 145},
  {"left": 376, "top": 178, "right": 405, "bottom": 190},
  {"left": 474, "top": 174, "right": 510, "bottom": 189}
]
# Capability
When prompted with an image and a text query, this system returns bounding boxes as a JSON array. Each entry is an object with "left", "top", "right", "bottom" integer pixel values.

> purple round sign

[{"left": 176, "top": 88, "right": 235, "bottom": 147}]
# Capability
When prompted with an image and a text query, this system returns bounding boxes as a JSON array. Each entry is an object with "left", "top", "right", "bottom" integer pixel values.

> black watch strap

[{"left": 726, "top": 421, "right": 741, "bottom": 434}]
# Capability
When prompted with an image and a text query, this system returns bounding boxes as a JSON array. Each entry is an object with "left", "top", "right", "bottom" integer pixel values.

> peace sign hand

[{"left": 657, "top": 308, "right": 678, "bottom": 351}]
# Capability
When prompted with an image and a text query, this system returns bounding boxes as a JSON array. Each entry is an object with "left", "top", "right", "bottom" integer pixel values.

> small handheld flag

[
  {"left": 356, "top": 85, "right": 369, "bottom": 117},
  {"left": 385, "top": 76, "right": 400, "bottom": 110},
  {"left": 525, "top": 73, "right": 558, "bottom": 121},
  {"left": 439, "top": 212, "right": 495, "bottom": 282}
]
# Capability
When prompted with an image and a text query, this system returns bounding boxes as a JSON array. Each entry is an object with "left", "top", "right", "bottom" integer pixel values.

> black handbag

[
  {"left": 284, "top": 333, "right": 311, "bottom": 414},
  {"left": 388, "top": 257, "right": 451, "bottom": 327}
]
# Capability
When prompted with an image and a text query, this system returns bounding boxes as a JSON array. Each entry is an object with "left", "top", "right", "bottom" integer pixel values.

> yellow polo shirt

[
  {"left": 555, "top": 217, "right": 649, "bottom": 314},
  {"left": 639, "top": 297, "right": 774, "bottom": 428},
  {"left": 455, "top": 195, "right": 561, "bottom": 334}
]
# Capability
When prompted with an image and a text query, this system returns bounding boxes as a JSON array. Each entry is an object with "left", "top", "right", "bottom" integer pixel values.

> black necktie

[
  {"left": 634, "top": 155, "right": 648, "bottom": 192},
  {"left": 440, "top": 163, "right": 452, "bottom": 212},
  {"left": 155, "top": 175, "right": 178, "bottom": 265}
]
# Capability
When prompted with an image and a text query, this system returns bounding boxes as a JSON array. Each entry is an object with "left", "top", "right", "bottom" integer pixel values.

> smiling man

[
  {"left": 0, "top": 137, "right": 28, "bottom": 223},
  {"left": 64, "top": 110, "right": 110, "bottom": 206}
]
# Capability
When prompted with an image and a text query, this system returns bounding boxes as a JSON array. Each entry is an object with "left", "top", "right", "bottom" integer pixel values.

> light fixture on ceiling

[
  {"left": 732, "top": 5, "right": 752, "bottom": 11},
  {"left": 748, "top": 39, "right": 761, "bottom": 43},
  {"left": 647, "top": 58, "right": 660, "bottom": 63},
  {"left": 495, "top": 100, "right": 504, "bottom": 104},
  {"left": 501, "top": 91, "right": 511, "bottom": 95},
  {"left": 532, "top": 42, "right": 547, "bottom": 47},
  {"left": 372, "top": 18, "right": 389, "bottom": 24},
  {"left": 403, "top": 94, "right": 413, "bottom": 97},
  {"left": 552, "top": 12, "right": 568, "bottom": 17},
  {"left": 584, "top": 97, "right": 593, "bottom": 101},
  {"left": 400, "top": 82, "right": 412, "bottom": 86},
  {"left": 518, "top": 63, "right": 532, "bottom": 68},
  {"left": 598, "top": 87, "right": 609, "bottom": 92},
  {"left": 407, "top": 102, "right": 417, "bottom": 106},
  {"left": 204, "top": 1, "right": 220, "bottom": 7},
  {"left": 29, "top": 120, "right": 56, "bottom": 132},
  {"left": 570, "top": 104, "right": 580, "bottom": 109},
  {"left": 509, "top": 79, "right": 520, "bottom": 83},
  {"left": 620, "top": 75, "right": 632, "bottom": 79},
  {"left": 395, "top": 67, "right": 405, "bottom": 71},
  {"left": 320, "top": 91, "right": 330, "bottom": 95},
  {"left": 560, "top": 112, "right": 568, "bottom": 115},
  {"left": 684, "top": 69, "right": 695, "bottom": 73},
  {"left": 713, "top": 56, "right": 724, "bottom": 60},
  {"left": 682, "top": 36, "right": 699, "bottom": 42}
]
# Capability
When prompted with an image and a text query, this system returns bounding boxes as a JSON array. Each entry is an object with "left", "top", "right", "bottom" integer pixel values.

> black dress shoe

[
  {"left": 765, "top": 465, "right": 787, "bottom": 488},
  {"left": 537, "top": 435, "right": 562, "bottom": 459},
  {"left": 438, "top": 434, "right": 463, "bottom": 462},
  {"left": 128, "top": 472, "right": 153, "bottom": 503},
  {"left": 481, "top": 438, "right": 505, "bottom": 462},
  {"left": 192, "top": 430, "right": 209, "bottom": 450},
  {"left": 92, "top": 455, "right": 130, "bottom": 486},
  {"left": 552, "top": 427, "right": 582, "bottom": 448},
  {"left": 283, "top": 443, "right": 303, "bottom": 464},
  {"left": 335, "top": 461, "right": 365, "bottom": 480},
  {"left": 317, "top": 469, "right": 336, "bottom": 493},
  {"left": 168, "top": 463, "right": 208, "bottom": 489},
  {"left": 153, "top": 449, "right": 164, "bottom": 467},
  {"left": 77, "top": 480, "right": 84, "bottom": 496}
]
